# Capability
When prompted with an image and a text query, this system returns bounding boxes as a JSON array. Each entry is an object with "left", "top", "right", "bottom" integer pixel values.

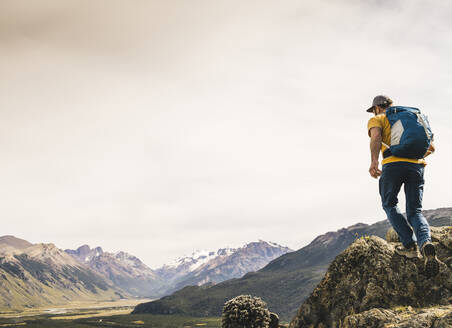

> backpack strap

[{"left": 381, "top": 142, "right": 391, "bottom": 158}]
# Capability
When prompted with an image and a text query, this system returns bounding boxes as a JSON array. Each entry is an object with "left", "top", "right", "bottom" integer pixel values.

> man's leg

[
  {"left": 404, "top": 164, "right": 431, "bottom": 248},
  {"left": 405, "top": 163, "right": 439, "bottom": 276},
  {"left": 379, "top": 163, "right": 416, "bottom": 247}
]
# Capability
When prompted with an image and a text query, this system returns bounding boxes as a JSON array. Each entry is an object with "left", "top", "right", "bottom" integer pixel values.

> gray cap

[{"left": 366, "top": 95, "right": 393, "bottom": 113}]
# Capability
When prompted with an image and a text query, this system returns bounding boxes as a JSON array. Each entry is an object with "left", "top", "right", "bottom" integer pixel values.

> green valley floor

[
  {"left": 0, "top": 300, "right": 221, "bottom": 328},
  {"left": 0, "top": 313, "right": 221, "bottom": 328}
]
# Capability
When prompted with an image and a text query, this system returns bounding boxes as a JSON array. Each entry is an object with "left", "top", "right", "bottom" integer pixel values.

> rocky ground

[
  {"left": 289, "top": 227, "right": 452, "bottom": 328},
  {"left": 343, "top": 305, "right": 452, "bottom": 328}
]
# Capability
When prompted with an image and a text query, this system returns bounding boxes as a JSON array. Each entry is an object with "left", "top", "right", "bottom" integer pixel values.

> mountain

[
  {"left": 0, "top": 236, "right": 292, "bottom": 311},
  {"left": 0, "top": 238, "right": 126, "bottom": 311},
  {"left": 132, "top": 207, "right": 452, "bottom": 321},
  {"left": 289, "top": 226, "right": 452, "bottom": 328},
  {"left": 65, "top": 245, "right": 163, "bottom": 298},
  {"left": 155, "top": 241, "right": 292, "bottom": 294},
  {"left": 155, "top": 248, "right": 237, "bottom": 283},
  {"left": 0, "top": 235, "right": 33, "bottom": 250},
  {"left": 65, "top": 240, "right": 291, "bottom": 299},
  {"left": 65, "top": 244, "right": 104, "bottom": 263}
]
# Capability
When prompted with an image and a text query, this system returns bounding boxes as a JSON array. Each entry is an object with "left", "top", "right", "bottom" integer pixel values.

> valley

[
  {"left": 0, "top": 301, "right": 221, "bottom": 328},
  {"left": 0, "top": 298, "right": 152, "bottom": 319}
]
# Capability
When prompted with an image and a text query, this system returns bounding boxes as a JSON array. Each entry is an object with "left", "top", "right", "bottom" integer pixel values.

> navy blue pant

[{"left": 379, "top": 162, "right": 431, "bottom": 248}]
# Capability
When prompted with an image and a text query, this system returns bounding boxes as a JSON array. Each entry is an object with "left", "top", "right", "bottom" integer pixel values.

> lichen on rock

[{"left": 343, "top": 305, "right": 452, "bottom": 328}]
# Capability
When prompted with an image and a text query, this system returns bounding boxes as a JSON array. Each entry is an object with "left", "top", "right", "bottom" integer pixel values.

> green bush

[{"left": 222, "top": 295, "right": 271, "bottom": 328}]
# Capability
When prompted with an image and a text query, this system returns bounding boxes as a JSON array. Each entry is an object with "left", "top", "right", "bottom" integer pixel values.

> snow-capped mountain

[
  {"left": 155, "top": 240, "right": 293, "bottom": 294},
  {"left": 66, "top": 240, "right": 292, "bottom": 298},
  {"left": 169, "top": 248, "right": 236, "bottom": 270},
  {"left": 155, "top": 247, "right": 236, "bottom": 282},
  {"left": 65, "top": 245, "right": 163, "bottom": 298}
]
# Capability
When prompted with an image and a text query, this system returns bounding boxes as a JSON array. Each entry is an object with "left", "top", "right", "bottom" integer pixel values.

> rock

[
  {"left": 343, "top": 308, "right": 403, "bottom": 327},
  {"left": 343, "top": 305, "right": 452, "bottom": 328},
  {"left": 269, "top": 312, "right": 279, "bottom": 328},
  {"left": 385, "top": 227, "right": 400, "bottom": 243},
  {"left": 289, "top": 227, "right": 452, "bottom": 328},
  {"left": 434, "top": 310, "right": 452, "bottom": 328},
  {"left": 222, "top": 295, "right": 271, "bottom": 328}
]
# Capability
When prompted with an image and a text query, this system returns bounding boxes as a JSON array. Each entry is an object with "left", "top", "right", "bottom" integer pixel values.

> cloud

[{"left": 1, "top": 0, "right": 451, "bottom": 267}]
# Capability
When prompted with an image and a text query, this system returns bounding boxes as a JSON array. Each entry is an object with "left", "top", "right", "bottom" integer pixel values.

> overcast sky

[{"left": 1, "top": 0, "right": 452, "bottom": 268}]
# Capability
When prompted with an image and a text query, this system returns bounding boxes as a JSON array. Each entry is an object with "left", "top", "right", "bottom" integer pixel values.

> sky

[{"left": 1, "top": 0, "right": 452, "bottom": 268}]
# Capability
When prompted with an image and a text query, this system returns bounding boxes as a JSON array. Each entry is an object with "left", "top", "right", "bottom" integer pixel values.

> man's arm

[{"left": 369, "top": 127, "right": 382, "bottom": 179}]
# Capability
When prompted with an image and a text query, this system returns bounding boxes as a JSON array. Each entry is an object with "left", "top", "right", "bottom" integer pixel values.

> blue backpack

[{"left": 382, "top": 106, "right": 434, "bottom": 159}]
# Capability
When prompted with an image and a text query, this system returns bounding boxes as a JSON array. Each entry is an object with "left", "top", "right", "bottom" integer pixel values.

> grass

[
  {"left": 0, "top": 302, "right": 221, "bottom": 328},
  {"left": 79, "top": 314, "right": 221, "bottom": 328},
  {"left": 0, "top": 314, "right": 221, "bottom": 328}
]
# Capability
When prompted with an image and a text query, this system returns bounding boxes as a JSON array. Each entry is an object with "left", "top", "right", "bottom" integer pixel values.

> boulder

[{"left": 269, "top": 312, "right": 279, "bottom": 328}]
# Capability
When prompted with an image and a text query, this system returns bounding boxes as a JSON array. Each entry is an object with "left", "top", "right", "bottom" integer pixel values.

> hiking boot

[
  {"left": 395, "top": 244, "right": 420, "bottom": 259},
  {"left": 421, "top": 242, "right": 440, "bottom": 277}
]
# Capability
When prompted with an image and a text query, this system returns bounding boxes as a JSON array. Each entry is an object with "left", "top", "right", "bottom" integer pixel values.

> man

[{"left": 367, "top": 95, "right": 439, "bottom": 277}]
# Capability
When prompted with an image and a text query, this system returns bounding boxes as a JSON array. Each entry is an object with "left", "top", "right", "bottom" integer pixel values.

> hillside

[
  {"left": 66, "top": 245, "right": 164, "bottom": 298},
  {"left": 0, "top": 237, "right": 126, "bottom": 311},
  {"left": 132, "top": 208, "right": 452, "bottom": 321}
]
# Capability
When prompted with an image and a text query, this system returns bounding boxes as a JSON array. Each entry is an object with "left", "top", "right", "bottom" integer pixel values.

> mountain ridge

[
  {"left": 155, "top": 240, "right": 292, "bottom": 295},
  {"left": 64, "top": 245, "right": 163, "bottom": 298},
  {"left": 0, "top": 235, "right": 33, "bottom": 251},
  {"left": 63, "top": 240, "right": 292, "bottom": 299},
  {"left": 0, "top": 241, "right": 126, "bottom": 311}
]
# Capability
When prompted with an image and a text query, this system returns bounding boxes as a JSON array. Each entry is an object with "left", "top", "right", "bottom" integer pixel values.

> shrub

[{"left": 222, "top": 295, "right": 271, "bottom": 328}]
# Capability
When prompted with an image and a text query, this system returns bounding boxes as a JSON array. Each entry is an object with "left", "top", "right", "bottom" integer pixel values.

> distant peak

[
  {"left": 346, "top": 223, "right": 369, "bottom": 230},
  {"left": 33, "top": 242, "right": 58, "bottom": 249},
  {"left": 114, "top": 251, "right": 133, "bottom": 258},
  {"left": 0, "top": 235, "right": 33, "bottom": 249},
  {"left": 77, "top": 244, "right": 91, "bottom": 251},
  {"left": 160, "top": 240, "right": 292, "bottom": 272},
  {"left": 243, "top": 240, "right": 290, "bottom": 250}
]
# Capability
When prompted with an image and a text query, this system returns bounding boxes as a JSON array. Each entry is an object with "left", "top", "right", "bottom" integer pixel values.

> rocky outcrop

[{"left": 289, "top": 227, "right": 452, "bottom": 328}]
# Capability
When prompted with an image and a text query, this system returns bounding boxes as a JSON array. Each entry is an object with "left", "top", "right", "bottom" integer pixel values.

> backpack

[{"left": 382, "top": 106, "right": 434, "bottom": 159}]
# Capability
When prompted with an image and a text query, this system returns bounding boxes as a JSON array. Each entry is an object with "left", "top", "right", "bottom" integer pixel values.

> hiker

[{"left": 366, "top": 95, "right": 439, "bottom": 277}]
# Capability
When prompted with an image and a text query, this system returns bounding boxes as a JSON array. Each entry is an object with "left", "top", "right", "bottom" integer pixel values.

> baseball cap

[{"left": 366, "top": 95, "right": 393, "bottom": 113}]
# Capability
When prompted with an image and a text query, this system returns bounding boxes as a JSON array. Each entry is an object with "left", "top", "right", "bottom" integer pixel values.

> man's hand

[{"left": 369, "top": 160, "right": 381, "bottom": 179}]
